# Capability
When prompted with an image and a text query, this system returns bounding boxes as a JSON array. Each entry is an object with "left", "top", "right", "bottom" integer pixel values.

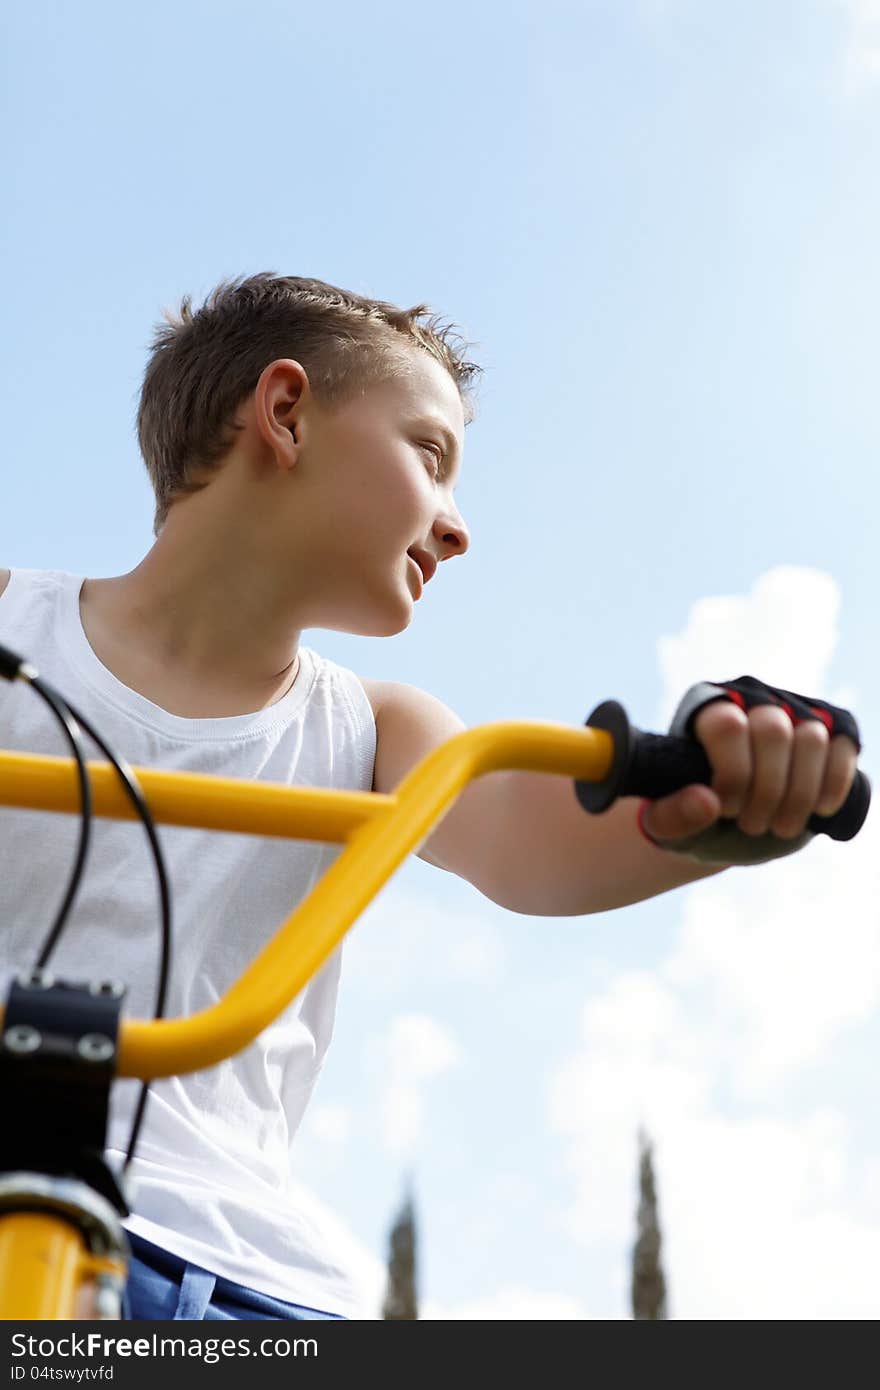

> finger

[
  {"left": 640, "top": 784, "right": 721, "bottom": 842},
  {"left": 816, "top": 734, "right": 860, "bottom": 817},
  {"left": 769, "top": 718, "right": 828, "bottom": 838},
  {"left": 692, "top": 701, "right": 752, "bottom": 818},
  {"left": 736, "top": 704, "right": 794, "bottom": 836}
]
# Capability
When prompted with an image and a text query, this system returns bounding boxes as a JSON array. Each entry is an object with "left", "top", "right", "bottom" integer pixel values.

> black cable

[
  {"left": 2, "top": 680, "right": 95, "bottom": 962},
  {"left": 1, "top": 644, "right": 173, "bottom": 1171},
  {"left": 0, "top": 647, "right": 94, "bottom": 958},
  {"left": 29, "top": 677, "right": 174, "bottom": 1171}
]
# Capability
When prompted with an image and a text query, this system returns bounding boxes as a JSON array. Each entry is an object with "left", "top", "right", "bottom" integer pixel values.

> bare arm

[{"left": 371, "top": 682, "right": 725, "bottom": 917}]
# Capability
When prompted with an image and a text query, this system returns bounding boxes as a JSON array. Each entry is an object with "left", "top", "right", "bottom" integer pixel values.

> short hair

[{"left": 136, "top": 272, "right": 483, "bottom": 536}]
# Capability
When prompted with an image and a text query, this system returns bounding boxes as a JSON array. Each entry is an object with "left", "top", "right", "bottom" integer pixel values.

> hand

[{"left": 641, "top": 699, "right": 860, "bottom": 847}]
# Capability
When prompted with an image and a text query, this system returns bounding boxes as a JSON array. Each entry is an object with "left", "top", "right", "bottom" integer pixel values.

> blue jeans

[{"left": 123, "top": 1232, "right": 346, "bottom": 1321}]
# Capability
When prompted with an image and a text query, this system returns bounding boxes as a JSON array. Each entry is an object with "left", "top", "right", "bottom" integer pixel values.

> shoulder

[
  {"left": 354, "top": 675, "right": 466, "bottom": 796},
  {"left": 355, "top": 675, "right": 465, "bottom": 739},
  {"left": 354, "top": 676, "right": 470, "bottom": 871},
  {"left": 0, "top": 569, "right": 9, "bottom": 601},
  {"left": 355, "top": 674, "right": 387, "bottom": 722},
  {"left": 357, "top": 673, "right": 462, "bottom": 725},
  {"left": 351, "top": 675, "right": 506, "bottom": 892}
]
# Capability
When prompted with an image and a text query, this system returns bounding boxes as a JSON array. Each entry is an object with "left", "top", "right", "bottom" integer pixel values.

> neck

[{"left": 82, "top": 510, "right": 304, "bottom": 698}]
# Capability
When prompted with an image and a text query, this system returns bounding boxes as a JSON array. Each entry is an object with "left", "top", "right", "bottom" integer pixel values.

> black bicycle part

[
  {"left": 0, "top": 973, "right": 129, "bottom": 1215},
  {"left": 574, "top": 699, "right": 870, "bottom": 842}
]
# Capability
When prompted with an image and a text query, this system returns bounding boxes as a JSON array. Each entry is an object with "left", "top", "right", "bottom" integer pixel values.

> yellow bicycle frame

[{"left": 0, "top": 720, "right": 614, "bottom": 1319}]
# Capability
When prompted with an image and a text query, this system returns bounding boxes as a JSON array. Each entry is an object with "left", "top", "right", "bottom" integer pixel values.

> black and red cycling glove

[{"left": 639, "top": 675, "right": 862, "bottom": 865}]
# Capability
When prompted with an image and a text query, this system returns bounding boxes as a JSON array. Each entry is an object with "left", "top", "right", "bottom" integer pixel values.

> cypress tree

[
  {"left": 631, "top": 1128, "right": 668, "bottom": 1319},
  {"left": 382, "top": 1179, "right": 418, "bottom": 1320}
]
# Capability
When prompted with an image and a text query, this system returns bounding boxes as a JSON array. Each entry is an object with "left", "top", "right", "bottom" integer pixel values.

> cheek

[
  {"left": 376, "top": 458, "right": 432, "bottom": 523},
  {"left": 332, "top": 441, "right": 432, "bottom": 534}
]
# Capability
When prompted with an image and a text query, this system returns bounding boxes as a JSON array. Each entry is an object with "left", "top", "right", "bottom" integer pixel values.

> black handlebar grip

[{"left": 575, "top": 700, "right": 871, "bottom": 843}]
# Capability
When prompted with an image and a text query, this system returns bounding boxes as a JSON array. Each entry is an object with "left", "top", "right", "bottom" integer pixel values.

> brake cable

[{"left": 0, "top": 642, "right": 172, "bottom": 1172}]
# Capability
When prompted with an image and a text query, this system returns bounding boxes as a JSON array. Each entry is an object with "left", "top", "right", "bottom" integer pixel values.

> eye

[{"left": 418, "top": 442, "right": 443, "bottom": 476}]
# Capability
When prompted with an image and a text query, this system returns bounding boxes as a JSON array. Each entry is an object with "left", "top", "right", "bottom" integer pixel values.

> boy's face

[{"left": 251, "top": 347, "right": 470, "bottom": 637}]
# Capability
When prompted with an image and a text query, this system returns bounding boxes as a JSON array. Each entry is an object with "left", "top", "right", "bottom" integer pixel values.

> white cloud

[
  {"left": 549, "top": 973, "right": 880, "bottom": 1317},
  {"left": 549, "top": 566, "right": 880, "bottom": 1318},
  {"left": 655, "top": 563, "right": 879, "bottom": 1087},
  {"left": 385, "top": 1014, "right": 463, "bottom": 1078},
  {"left": 306, "top": 1103, "right": 352, "bottom": 1146},
  {"left": 378, "top": 1013, "right": 463, "bottom": 1157},
  {"left": 666, "top": 827, "right": 880, "bottom": 1089},
  {"left": 833, "top": 0, "right": 880, "bottom": 87},
  {"left": 447, "top": 928, "right": 506, "bottom": 981},
  {"left": 656, "top": 566, "right": 843, "bottom": 727},
  {"left": 658, "top": 1112, "right": 880, "bottom": 1319},
  {"left": 343, "top": 883, "right": 507, "bottom": 997},
  {"left": 549, "top": 971, "right": 713, "bottom": 1244},
  {"left": 422, "top": 1287, "right": 590, "bottom": 1320}
]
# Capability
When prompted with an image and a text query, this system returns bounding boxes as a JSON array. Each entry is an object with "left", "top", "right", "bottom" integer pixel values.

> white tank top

[{"left": 0, "top": 568, "right": 376, "bottom": 1317}]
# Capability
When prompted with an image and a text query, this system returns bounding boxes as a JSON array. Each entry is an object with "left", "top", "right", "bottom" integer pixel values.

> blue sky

[{"left": 2, "top": 0, "right": 879, "bottom": 1317}]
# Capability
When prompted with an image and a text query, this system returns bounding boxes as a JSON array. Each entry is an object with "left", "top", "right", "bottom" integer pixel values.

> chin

[
  {"left": 322, "top": 594, "right": 414, "bottom": 639},
  {"left": 362, "top": 606, "right": 413, "bottom": 638},
  {"left": 361, "top": 579, "right": 417, "bottom": 637}
]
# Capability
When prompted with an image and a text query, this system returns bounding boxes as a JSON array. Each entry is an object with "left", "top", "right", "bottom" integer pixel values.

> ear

[{"left": 252, "top": 358, "right": 311, "bottom": 467}]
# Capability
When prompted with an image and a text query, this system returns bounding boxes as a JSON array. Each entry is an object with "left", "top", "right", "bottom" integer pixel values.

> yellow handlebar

[{"left": 0, "top": 722, "right": 614, "bottom": 1079}]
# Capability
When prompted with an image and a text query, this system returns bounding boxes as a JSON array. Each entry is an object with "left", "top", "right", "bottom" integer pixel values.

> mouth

[{"left": 407, "top": 548, "right": 437, "bottom": 587}]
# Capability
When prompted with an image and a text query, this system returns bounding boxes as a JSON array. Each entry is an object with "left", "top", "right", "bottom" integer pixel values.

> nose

[{"left": 432, "top": 506, "right": 470, "bottom": 561}]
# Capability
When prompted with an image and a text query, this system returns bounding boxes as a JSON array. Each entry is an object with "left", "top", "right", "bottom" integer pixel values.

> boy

[{"left": 0, "top": 274, "right": 859, "bottom": 1320}]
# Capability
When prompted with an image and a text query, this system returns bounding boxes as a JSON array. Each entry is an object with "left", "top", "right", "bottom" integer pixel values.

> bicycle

[{"left": 0, "top": 644, "right": 869, "bottom": 1319}]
